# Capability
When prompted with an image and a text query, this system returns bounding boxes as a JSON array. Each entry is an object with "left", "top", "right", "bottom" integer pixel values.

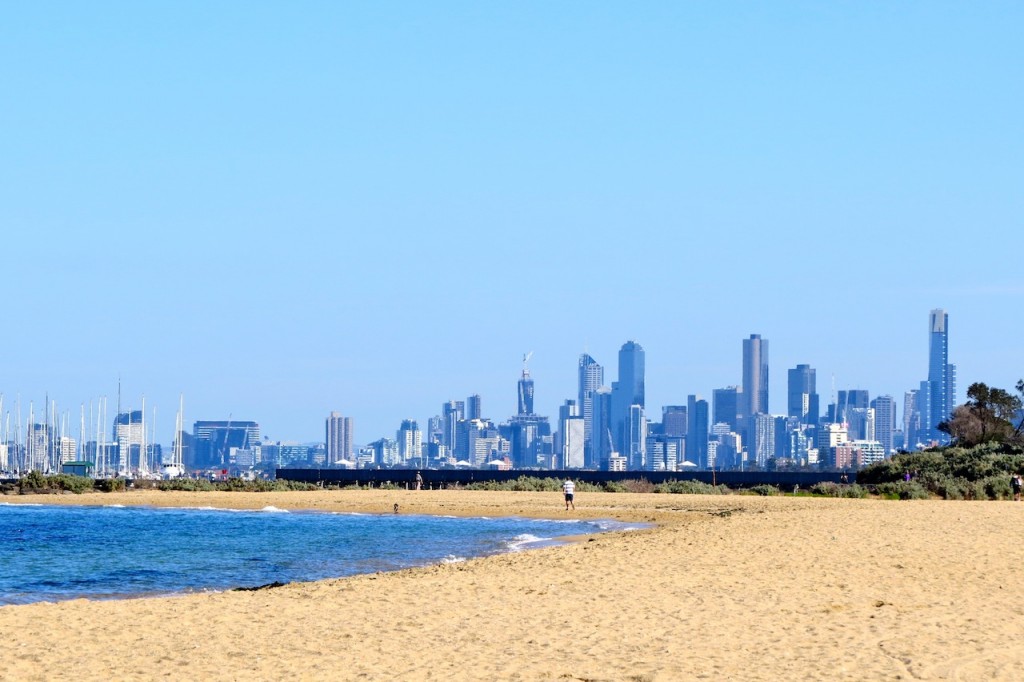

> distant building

[
  {"left": 751, "top": 413, "right": 776, "bottom": 468},
  {"left": 787, "top": 365, "right": 819, "bottom": 426},
  {"left": 578, "top": 354, "right": 604, "bottom": 466},
  {"left": 191, "top": 421, "right": 261, "bottom": 470},
  {"left": 741, "top": 334, "right": 769, "bottom": 426},
  {"left": 466, "top": 394, "right": 482, "bottom": 421},
  {"left": 662, "top": 405, "right": 687, "bottom": 438},
  {"left": 712, "top": 387, "right": 740, "bottom": 433},
  {"left": 326, "top": 412, "right": 353, "bottom": 464},
  {"left": 442, "top": 401, "right": 464, "bottom": 454},
  {"left": 686, "top": 395, "right": 709, "bottom": 468},
  {"left": 626, "top": 404, "right": 646, "bottom": 470},
  {"left": 558, "top": 400, "right": 585, "bottom": 469},
  {"left": 924, "top": 308, "right": 957, "bottom": 444},
  {"left": 871, "top": 395, "right": 897, "bottom": 455},
  {"left": 590, "top": 386, "right": 613, "bottom": 469},
  {"left": 645, "top": 434, "right": 682, "bottom": 471},
  {"left": 397, "top": 419, "right": 422, "bottom": 466},
  {"left": 611, "top": 341, "right": 645, "bottom": 458}
]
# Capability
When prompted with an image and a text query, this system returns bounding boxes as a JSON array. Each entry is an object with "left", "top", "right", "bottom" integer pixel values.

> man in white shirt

[{"left": 562, "top": 478, "right": 575, "bottom": 511}]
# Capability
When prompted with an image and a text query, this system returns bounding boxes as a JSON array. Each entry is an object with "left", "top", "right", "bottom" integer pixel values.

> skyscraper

[
  {"left": 611, "top": 341, "right": 645, "bottom": 456},
  {"left": 397, "top": 419, "right": 422, "bottom": 465},
  {"left": 578, "top": 353, "right": 604, "bottom": 465},
  {"left": 787, "top": 365, "right": 819, "bottom": 426},
  {"left": 686, "top": 395, "right": 709, "bottom": 468},
  {"left": 871, "top": 395, "right": 896, "bottom": 455},
  {"left": 662, "top": 405, "right": 688, "bottom": 437},
  {"left": 925, "top": 309, "right": 957, "bottom": 443},
  {"left": 325, "top": 412, "right": 353, "bottom": 464},
  {"left": 518, "top": 356, "right": 535, "bottom": 416},
  {"left": 590, "top": 386, "right": 613, "bottom": 468},
  {"left": 741, "top": 334, "right": 769, "bottom": 443},
  {"left": 558, "top": 400, "right": 585, "bottom": 469},
  {"left": 441, "top": 400, "right": 464, "bottom": 453},
  {"left": 712, "top": 387, "right": 740, "bottom": 432},
  {"left": 466, "top": 394, "right": 482, "bottom": 421}
]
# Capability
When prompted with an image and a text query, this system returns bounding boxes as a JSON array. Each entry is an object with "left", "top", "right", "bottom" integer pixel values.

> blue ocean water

[{"left": 0, "top": 503, "right": 627, "bottom": 605}]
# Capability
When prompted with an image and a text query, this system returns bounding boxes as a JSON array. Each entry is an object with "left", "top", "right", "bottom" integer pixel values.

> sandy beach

[{"left": 2, "top": 489, "right": 1022, "bottom": 681}]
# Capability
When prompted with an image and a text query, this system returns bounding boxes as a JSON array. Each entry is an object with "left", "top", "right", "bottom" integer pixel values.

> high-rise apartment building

[
  {"left": 742, "top": 335, "right": 769, "bottom": 417},
  {"left": 626, "top": 404, "right": 647, "bottom": 470},
  {"left": 326, "top": 412, "right": 353, "bottom": 464},
  {"left": 787, "top": 365, "right": 819, "bottom": 426},
  {"left": 903, "top": 390, "right": 920, "bottom": 449},
  {"left": 924, "top": 309, "right": 957, "bottom": 443},
  {"left": 114, "top": 410, "right": 145, "bottom": 473},
  {"left": 751, "top": 413, "right": 776, "bottom": 468},
  {"left": 397, "top": 419, "right": 422, "bottom": 465},
  {"left": 557, "top": 400, "right": 585, "bottom": 469},
  {"left": 871, "top": 395, "right": 896, "bottom": 455}
]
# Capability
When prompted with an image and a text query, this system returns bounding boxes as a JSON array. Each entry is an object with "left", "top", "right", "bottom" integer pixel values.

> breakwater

[{"left": 276, "top": 468, "right": 854, "bottom": 489}]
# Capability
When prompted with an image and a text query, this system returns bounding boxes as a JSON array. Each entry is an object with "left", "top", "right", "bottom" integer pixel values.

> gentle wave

[{"left": 505, "top": 533, "right": 550, "bottom": 551}]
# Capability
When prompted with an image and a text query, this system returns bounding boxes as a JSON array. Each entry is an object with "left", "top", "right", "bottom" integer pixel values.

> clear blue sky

[{"left": 2, "top": 2, "right": 1021, "bottom": 446}]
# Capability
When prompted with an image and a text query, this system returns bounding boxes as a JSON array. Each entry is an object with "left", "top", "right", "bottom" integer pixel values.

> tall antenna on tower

[{"left": 522, "top": 351, "right": 534, "bottom": 378}]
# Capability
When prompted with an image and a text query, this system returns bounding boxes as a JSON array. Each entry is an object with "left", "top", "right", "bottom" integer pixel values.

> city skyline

[
  {"left": 2, "top": 4, "right": 1021, "bottom": 446},
  {"left": 0, "top": 308, "right": 971, "bottom": 457}
]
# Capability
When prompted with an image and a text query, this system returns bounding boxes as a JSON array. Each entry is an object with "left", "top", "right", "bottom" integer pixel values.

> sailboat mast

[{"left": 140, "top": 396, "right": 147, "bottom": 476}]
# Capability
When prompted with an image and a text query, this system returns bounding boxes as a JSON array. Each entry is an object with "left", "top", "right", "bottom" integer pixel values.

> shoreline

[{"left": 3, "top": 490, "right": 1023, "bottom": 680}]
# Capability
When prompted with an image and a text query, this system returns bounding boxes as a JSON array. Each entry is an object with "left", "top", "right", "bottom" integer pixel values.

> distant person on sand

[
  {"left": 562, "top": 478, "right": 575, "bottom": 511},
  {"left": 415, "top": 471, "right": 423, "bottom": 491},
  {"left": 1011, "top": 474, "right": 1022, "bottom": 502}
]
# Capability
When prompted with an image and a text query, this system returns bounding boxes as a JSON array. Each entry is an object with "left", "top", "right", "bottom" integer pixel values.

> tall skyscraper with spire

[
  {"left": 518, "top": 353, "right": 535, "bottom": 416},
  {"left": 924, "top": 309, "right": 956, "bottom": 443}
]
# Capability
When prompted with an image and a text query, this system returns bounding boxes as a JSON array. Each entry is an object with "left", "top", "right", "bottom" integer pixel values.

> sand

[{"left": 2, "top": 489, "right": 1023, "bottom": 681}]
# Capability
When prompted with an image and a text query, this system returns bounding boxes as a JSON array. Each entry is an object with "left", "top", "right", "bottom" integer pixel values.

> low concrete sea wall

[{"left": 275, "top": 468, "right": 854, "bottom": 489}]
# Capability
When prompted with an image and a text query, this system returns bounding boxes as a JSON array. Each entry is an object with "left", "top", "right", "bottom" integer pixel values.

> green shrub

[
  {"left": 747, "top": 484, "right": 781, "bottom": 496},
  {"left": 47, "top": 474, "right": 94, "bottom": 494},
  {"left": 93, "top": 478, "right": 126, "bottom": 492},
  {"left": 653, "top": 480, "right": 729, "bottom": 495},
  {"left": 809, "top": 481, "right": 840, "bottom": 497},
  {"left": 839, "top": 484, "right": 869, "bottom": 498},
  {"left": 158, "top": 478, "right": 216, "bottom": 492},
  {"left": 18, "top": 470, "right": 48, "bottom": 491}
]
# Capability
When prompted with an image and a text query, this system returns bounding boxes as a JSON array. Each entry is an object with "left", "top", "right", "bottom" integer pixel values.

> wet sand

[{"left": 2, "top": 489, "right": 1022, "bottom": 681}]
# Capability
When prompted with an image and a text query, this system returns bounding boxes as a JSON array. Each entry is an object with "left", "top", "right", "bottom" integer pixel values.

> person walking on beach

[
  {"left": 562, "top": 477, "right": 575, "bottom": 511},
  {"left": 1011, "top": 473, "right": 1022, "bottom": 502},
  {"left": 415, "top": 471, "right": 423, "bottom": 491}
]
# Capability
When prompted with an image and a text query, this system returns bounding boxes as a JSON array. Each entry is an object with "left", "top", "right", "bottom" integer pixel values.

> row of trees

[{"left": 938, "top": 380, "right": 1024, "bottom": 447}]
